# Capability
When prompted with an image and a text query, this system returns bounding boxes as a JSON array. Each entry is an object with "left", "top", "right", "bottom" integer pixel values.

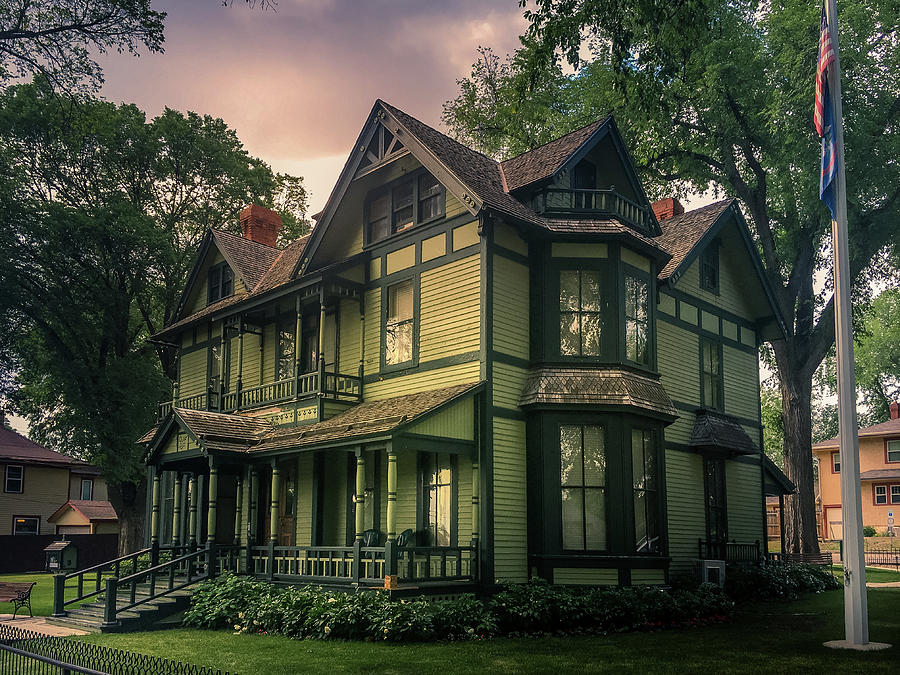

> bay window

[
  {"left": 632, "top": 428, "right": 660, "bottom": 553},
  {"left": 624, "top": 274, "right": 649, "bottom": 364},
  {"left": 559, "top": 270, "right": 603, "bottom": 356},
  {"left": 560, "top": 424, "right": 607, "bottom": 551}
]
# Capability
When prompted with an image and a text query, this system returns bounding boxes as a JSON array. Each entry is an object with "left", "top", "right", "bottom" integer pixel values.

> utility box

[{"left": 44, "top": 540, "right": 78, "bottom": 572}]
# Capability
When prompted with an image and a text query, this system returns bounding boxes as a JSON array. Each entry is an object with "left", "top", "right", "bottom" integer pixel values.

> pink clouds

[{"left": 96, "top": 0, "right": 527, "bottom": 211}]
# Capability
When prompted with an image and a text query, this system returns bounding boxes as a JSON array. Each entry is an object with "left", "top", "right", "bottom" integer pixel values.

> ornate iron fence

[{"left": 0, "top": 624, "right": 229, "bottom": 674}]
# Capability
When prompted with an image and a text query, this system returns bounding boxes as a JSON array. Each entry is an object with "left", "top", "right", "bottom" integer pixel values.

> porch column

[
  {"left": 248, "top": 468, "right": 258, "bottom": 543},
  {"left": 206, "top": 461, "right": 218, "bottom": 548},
  {"left": 386, "top": 448, "right": 397, "bottom": 541},
  {"left": 188, "top": 473, "right": 198, "bottom": 548},
  {"left": 172, "top": 353, "right": 180, "bottom": 406},
  {"left": 318, "top": 289, "right": 326, "bottom": 388},
  {"left": 354, "top": 450, "right": 366, "bottom": 541},
  {"left": 218, "top": 325, "right": 227, "bottom": 410},
  {"left": 269, "top": 462, "right": 281, "bottom": 545},
  {"left": 236, "top": 318, "right": 244, "bottom": 409},
  {"left": 358, "top": 300, "right": 365, "bottom": 383},
  {"left": 180, "top": 473, "right": 190, "bottom": 546},
  {"left": 150, "top": 469, "right": 161, "bottom": 547},
  {"left": 294, "top": 295, "right": 302, "bottom": 391},
  {"left": 234, "top": 472, "right": 244, "bottom": 546},
  {"left": 471, "top": 458, "right": 480, "bottom": 544},
  {"left": 172, "top": 472, "right": 182, "bottom": 547}
]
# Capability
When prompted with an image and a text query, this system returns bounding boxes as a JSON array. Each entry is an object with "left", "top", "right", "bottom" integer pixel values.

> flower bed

[{"left": 183, "top": 574, "right": 733, "bottom": 642}]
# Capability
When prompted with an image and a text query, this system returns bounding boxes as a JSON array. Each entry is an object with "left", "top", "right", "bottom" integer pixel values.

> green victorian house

[{"left": 136, "top": 101, "right": 794, "bottom": 591}]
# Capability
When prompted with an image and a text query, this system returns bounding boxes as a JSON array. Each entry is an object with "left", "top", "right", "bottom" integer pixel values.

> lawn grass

[
  {"left": 75, "top": 589, "right": 900, "bottom": 674},
  {"left": 829, "top": 565, "right": 900, "bottom": 583},
  {"left": 0, "top": 573, "right": 100, "bottom": 616}
]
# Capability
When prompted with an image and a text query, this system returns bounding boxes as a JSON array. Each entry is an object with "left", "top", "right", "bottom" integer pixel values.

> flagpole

[{"left": 823, "top": 0, "right": 869, "bottom": 648}]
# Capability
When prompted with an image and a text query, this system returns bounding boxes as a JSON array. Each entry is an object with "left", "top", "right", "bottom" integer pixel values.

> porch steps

[{"left": 46, "top": 578, "right": 199, "bottom": 633}]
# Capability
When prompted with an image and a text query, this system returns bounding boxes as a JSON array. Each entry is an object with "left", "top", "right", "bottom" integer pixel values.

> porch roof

[{"left": 517, "top": 366, "right": 677, "bottom": 420}]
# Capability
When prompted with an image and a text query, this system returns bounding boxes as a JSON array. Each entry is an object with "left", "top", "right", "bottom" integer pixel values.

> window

[
  {"left": 559, "top": 270, "right": 602, "bottom": 356},
  {"left": 80, "top": 478, "right": 94, "bottom": 501},
  {"left": 13, "top": 516, "right": 38, "bottom": 535},
  {"left": 208, "top": 341, "right": 224, "bottom": 389},
  {"left": 572, "top": 160, "right": 596, "bottom": 209},
  {"left": 560, "top": 425, "right": 607, "bottom": 551},
  {"left": 385, "top": 280, "right": 414, "bottom": 366},
  {"left": 4, "top": 465, "right": 23, "bottom": 493},
  {"left": 892, "top": 485, "right": 900, "bottom": 505},
  {"left": 423, "top": 453, "right": 453, "bottom": 546},
  {"left": 207, "top": 262, "right": 234, "bottom": 305},
  {"left": 301, "top": 313, "right": 319, "bottom": 373},
  {"left": 624, "top": 274, "right": 649, "bottom": 364},
  {"left": 632, "top": 429, "right": 660, "bottom": 553},
  {"left": 276, "top": 322, "right": 296, "bottom": 381},
  {"left": 701, "top": 339, "right": 723, "bottom": 410},
  {"left": 704, "top": 458, "right": 728, "bottom": 544},
  {"left": 831, "top": 451, "right": 841, "bottom": 473},
  {"left": 366, "top": 171, "right": 444, "bottom": 244},
  {"left": 875, "top": 485, "right": 887, "bottom": 505},
  {"left": 700, "top": 242, "right": 719, "bottom": 293},
  {"left": 887, "top": 440, "right": 900, "bottom": 463}
]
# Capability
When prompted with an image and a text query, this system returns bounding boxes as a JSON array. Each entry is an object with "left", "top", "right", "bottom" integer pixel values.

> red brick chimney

[
  {"left": 239, "top": 204, "right": 282, "bottom": 247},
  {"left": 890, "top": 401, "right": 899, "bottom": 420},
  {"left": 651, "top": 197, "right": 685, "bottom": 222}
]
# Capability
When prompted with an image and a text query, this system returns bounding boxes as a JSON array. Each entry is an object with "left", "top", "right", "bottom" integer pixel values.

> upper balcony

[
  {"left": 533, "top": 188, "right": 652, "bottom": 231},
  {"left": 158, "top": 371, "right": 362, "bottom": 421}
]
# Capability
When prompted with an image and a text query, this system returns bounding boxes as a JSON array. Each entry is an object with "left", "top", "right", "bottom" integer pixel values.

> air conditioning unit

[{"left": 697, "top": 559, "right": 726, "bottom": 587}]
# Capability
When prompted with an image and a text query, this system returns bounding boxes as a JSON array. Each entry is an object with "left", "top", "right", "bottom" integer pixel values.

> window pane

[
  {"left": 584, "top": 489, "right": 607, "bottom": 549},
  {"left": 13, "top": 517, "right": 38, "bottom": 535},
  {"left": 892, "top": 486, "right": 900, "bottom": 504},
  {"left": 81, "top": 480, "right": 93, "bottom": 501},
  {"left": 385, "top": 321, "right": 412, "bottom": 365},
  {"left": 581, "top": 313, "right": 602, "bottom": 356},
  {"left": 559, "top": 271, "right": 579, "bottom": 311},
  {"left": 561, "top": 488, "right": 584, "bottom": 550},
  {"left": 393, "top": 205, "right": 414, "bottom": 231},
  {"left": 581, "top": 271, "right": 602, "bottom": 311},
  {"left": 419, "top": 172, "right": 441, "bottom": 198},
  {"left": 559, "top": 313, "right": 580, "bottom": 355},
  {"left": 582, "top": 426, "right": 605, "bottom": 487},
  {"left": 389, "top": 282, "right": 413, "bottom": 321},
  {"left": 888, "top": 441, "right": 900, "bottom": 462},
  {"left": 419, "top": 195, "right": 441, "bottom": 222},
  {"left": 634, "top": 490, "right": 648, "bottom": 550},
  {"left": 559, "top": 425, "right": 582, "bottom": 486},
  {"left": 222, "top": 266, "right": 234, "bottom": 297},
  {"left": 632, "top": 429, "right": 646, "bottom": 489},
  {"left": 393, "top": 180, "right": 413, "bottom": 207}
]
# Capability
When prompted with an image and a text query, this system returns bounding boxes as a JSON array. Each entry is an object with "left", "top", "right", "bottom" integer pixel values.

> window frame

[
  {"left": 80, "top": 478, "right": 94, "bottom": 501},
  {"left": 885, "top": 439, "right": 900, "bottom": 463},
  {"left": 831, "top": 451, "right": 841, "bottom": 474},
  {"left": 364, "top": 168, "right": 445, "bottom": 247},
  {"left": 5, "top": 464, "right": 23, "bottom": 493},
  {"left": 892, "top": 485, "right": 900, "bottom": 505},
  {"left": 622, "top": 267, "right": 652, "bottom": 367},
  {"left": 699, "top": 240, "right": 720, "bottom": 294},
  {"left": 380, "top": 275, "right": 419, "bottom": 373},
  {"left": 558, "top": 268, "right": 605, "bottom": 358},
  {"left": 207, "top": 261, "right": 234, "bottom": 306},
  {"left": 874, "top": 484, "right": 888, "bottom": 505},
  {"left": 700, "top": 337, "right": 724, "bottom": 411},
  {"left": 559, "top": 423, "right": 609, "bottom": 553},
  {"left": 13, "top": 516, "right": 39, "bottom": 535},
  {"left": 703, "top": 456, "right": 728, "bottom": 545},
  {"left": 631, "top": 427, "right": 661, "bottom": 554},
  {"left": 420, "top": 452, "right": 457, "bottom": 547}
]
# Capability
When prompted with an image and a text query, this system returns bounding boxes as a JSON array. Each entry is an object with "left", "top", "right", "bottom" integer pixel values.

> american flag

[{"left": 816, "top": 5, "right": 837, "bottom": 216}]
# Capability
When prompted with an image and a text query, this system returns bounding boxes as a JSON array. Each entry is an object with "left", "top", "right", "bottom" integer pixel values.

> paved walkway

[{"left": 0, "top": 613, "right": 89, "bottom": 636}]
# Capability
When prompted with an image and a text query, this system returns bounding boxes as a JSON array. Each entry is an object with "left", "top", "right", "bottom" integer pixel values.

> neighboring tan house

[
  {"left": 137, "top": 101, "right": 793, "bottom": 590},
  {"left": 813, "top": 401, "right": 900, "bottom": 539},
  {"left": 0, "top": 424, "right": 117, "bottom": 536}
]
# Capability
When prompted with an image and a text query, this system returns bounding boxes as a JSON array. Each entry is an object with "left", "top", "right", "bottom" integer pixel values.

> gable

[{"left": 180, "top": 242, "right": 247, "bottom": 317}]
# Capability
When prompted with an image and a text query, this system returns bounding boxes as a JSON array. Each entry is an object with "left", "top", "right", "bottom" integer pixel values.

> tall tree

[
  {"left": 0, "top": 0, "right": 166, "bottom": 91},
  {"left": 0, "top": 80, "right": 308, "bottom": 551},
  {"left": 444, "top": 0, "right": 900, "bottom": 553}
]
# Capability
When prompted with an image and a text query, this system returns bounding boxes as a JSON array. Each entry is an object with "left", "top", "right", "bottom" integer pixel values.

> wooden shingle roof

[
  {"left": 689, "top": 410, "right": 757, "bottom": 455},
  {"left": 656, "top": 200, "right": 733, "bottom": 280},
  {"left": 211, "top": 229, "right": 281, "bottom": 289}
]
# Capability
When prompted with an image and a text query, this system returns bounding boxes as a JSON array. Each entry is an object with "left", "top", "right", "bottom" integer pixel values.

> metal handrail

[{"left": 55, "top": 547, "right": 153, "bottom": 612}]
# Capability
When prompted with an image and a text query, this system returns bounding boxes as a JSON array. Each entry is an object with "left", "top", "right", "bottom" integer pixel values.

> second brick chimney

[
  {"left": 891, "top": 401, "right": 899, "bottom": 420},
  {"left": 651, "top": 197, "right": 685, "bottom": 222},
  {"left": 240, "top": 204, "right": 282, "bottom": 247}
]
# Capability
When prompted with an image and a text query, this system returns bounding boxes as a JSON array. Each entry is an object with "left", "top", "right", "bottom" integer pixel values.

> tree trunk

[
  {"left": 108, "top": 479, "right": 147, "bottom": 556},
  {"left": 779, "top": 371, "right": 821, "bottom": 554}
]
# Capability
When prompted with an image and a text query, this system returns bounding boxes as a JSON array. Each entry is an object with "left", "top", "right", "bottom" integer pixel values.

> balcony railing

[
  {"left": 534, "top": 188, "right": 651, "bottom": 229},
  {"left": 158, "top": 371, "right": 362, "bottom": 420}
]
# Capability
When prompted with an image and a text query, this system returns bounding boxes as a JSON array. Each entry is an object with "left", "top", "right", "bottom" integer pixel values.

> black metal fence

[{"left": 0, "top": 624, "right": 230, "bottom": 675}]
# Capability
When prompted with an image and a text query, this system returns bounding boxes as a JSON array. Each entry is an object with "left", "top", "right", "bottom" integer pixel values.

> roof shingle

[
  {"left": 656, "top": 200, "right": 733, "bottom": 280},
  {"left": 690, "top": 410, "right": 758, "bottom": 455},
  {"left": 813, "top": 417, "right": 900, "bottom": 449},
  {"left": 0, "top": 427, "right": 98, "bottom": 472},
  {"left": 212, "top": 229, "right": 281, "bottom": 290}
]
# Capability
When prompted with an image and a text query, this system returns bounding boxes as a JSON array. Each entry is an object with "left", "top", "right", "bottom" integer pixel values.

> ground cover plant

[
  {"left": 76, "top": 588, "right": 900, "bottom": 674},
  {"left": 724, "top": 563, "right": 841, "bottom": 601},
  {"left": 182, "top": 573, "right": 732, "bottom": 641}
]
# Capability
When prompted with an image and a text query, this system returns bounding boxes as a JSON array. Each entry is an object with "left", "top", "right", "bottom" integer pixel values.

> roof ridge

[{"left": 500, "top": 116, "right": 609, "bottom": 166}]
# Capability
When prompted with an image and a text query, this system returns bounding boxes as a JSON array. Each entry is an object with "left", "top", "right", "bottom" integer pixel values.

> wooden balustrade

[{"left": 535, "top": 187, "right": 651, "bottom": 229}]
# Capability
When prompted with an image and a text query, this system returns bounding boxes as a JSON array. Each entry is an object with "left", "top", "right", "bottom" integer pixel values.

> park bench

[{"left": 0, "top": 582, "right": 35, "bottom": 618}]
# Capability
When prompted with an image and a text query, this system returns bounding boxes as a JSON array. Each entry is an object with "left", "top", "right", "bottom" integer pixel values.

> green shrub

[
  {"left": 725, "top": 563, "right": 841, "bottom": 601},
  {"left": 183, "top": 572, "right": 279, "bottom": 629},
  {"left": 863, "top": 526, "right": 877, "bottom": 537}
]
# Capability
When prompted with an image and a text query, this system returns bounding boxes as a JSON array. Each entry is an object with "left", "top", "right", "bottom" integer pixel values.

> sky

[{"left": 97, "top": 0, "right": 529, "bottom": 215}]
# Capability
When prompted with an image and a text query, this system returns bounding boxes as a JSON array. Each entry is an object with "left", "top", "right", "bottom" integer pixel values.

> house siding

[{"left": 492, "top": 417, "right": 528, "bottom": 582}]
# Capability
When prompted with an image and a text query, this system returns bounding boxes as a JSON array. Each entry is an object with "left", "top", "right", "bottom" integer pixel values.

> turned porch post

[
  {"left": 384, "top": 444, "right": 398, "bottom": 579},
  {"left": 150, "top": 468, "right": 161, "bottom": 564},
  {"left": 188, "top": 473, "right": 198, "bottom": 549},
  {"left": 471, "top": 458, "right": 480, "bottom": 544},
  {"left": 206, "top": 460, "right": 218, "bottom": 548},
  {"left": 354, "top": 450, "right": 366, "bottom": 541},
  {"left": 317, "top": 288, "right": 326, "bottom": 392},
  {"left": 172, "top": 472, "right": 182, "bottom": 548},
  {"left": 236, "top": 317, "right": 244, "bottom": 410},
  {"left": 218, "top": 324, "right": 227, "bottom": 411},
  {"left": 234, "top": 472, "right": 244, "bottom": 546},
  {"left": 246, "top": 467, "right": 258, "bottom": 573},
  {"left": 268, "top": 461, "right": 280, "bottom": 579}
]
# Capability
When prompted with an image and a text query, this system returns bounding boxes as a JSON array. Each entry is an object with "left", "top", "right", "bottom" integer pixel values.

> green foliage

[
  {"left": 183, "top": 574, "right": 732, "bottom": 642},
  {"left": 760, "top": 381, "right": 785, "bottom": 469},
  {"left": 725, "top": 564, "right": 842, "bottom": 602},
  {"left": 0, "top": 1, "right": 166, "bottom": 92},
  {"left": 863, "top": 525, "right": 878, "bottom": 537}
]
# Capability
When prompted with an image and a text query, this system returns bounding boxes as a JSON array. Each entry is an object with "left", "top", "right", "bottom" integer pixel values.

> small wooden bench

[{"left": 0, "top": 582, "right": 35, "bottom": 618}]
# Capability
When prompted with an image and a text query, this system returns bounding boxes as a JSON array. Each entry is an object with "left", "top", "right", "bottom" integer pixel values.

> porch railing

[
  {"left": 397, "top": 546, "right": 477, "bottom": 582},
  {"left": 698, "top": 539, "right": 761, "bottom": 564},
  {"left": 533, "top": 187, "right": 651, "bottom": 229},
  {"left": 52, "top": 547, "right": 155, "bottom": 616},
  {"left": 323, "top": 372, "right": 362, "bottom": 400}
]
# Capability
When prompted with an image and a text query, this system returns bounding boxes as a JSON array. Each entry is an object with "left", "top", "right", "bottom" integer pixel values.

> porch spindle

[
  {"left": 150, "top": 471, "right": 161, "bottom": 547},
  {"left": 234, "top": 473, "right": 244, "bottom": 546},
  {"left": 188, "top": 474, "right": 198, "bottom": 548},
  {"left": 207, "top": 463, "right": 218, "bottom": 548},
  {"left": 354, "top": 451, "right": 366, "bottom": 541},
  {"left": 172, "top": 472, "right": 182, "bottom": 548}
]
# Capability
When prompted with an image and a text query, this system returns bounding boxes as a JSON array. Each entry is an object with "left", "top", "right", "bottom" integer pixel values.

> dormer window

[
  {"left": 700, "top": 242, "right": 719, "bottom": 293},
  {"left": 366, "top": 170, "right": 445, "bottom": 245},
  {"left": 208, "top": 262, "right": 234, "bottom": 305}
]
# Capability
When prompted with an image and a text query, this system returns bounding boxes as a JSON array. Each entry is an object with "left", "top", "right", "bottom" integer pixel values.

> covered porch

[{"left": 144, "top": 383, "right": 484, "bottom": 589}]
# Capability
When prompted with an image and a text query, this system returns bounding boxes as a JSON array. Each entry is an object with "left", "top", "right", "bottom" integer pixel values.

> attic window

[
  {"left": 366, "top": 170, "right": 445, "bottom": 245},
  {"left": 208, "top": 262, "right": 234, "bottom": 305},
  {"left": 700, "top": 242, "right": 719, "bottom": 293}
]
